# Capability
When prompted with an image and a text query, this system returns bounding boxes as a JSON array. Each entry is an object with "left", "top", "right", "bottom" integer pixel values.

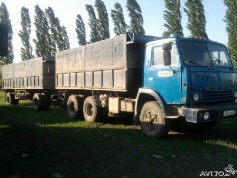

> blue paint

[{"left": 143, "top": 35, "right": 237, "bottom": 106}]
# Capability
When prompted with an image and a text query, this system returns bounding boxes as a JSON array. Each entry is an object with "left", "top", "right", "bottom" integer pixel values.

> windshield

[{"left": 178, "top": 41, "right": 232, "bottom": 67}]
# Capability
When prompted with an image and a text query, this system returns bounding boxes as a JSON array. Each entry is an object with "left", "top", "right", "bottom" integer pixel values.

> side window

[
  {"left": 152, "top": 44, "right": 177, "bottom": 66},
  {"left": 152, "top": 46, "right": 163, "bottom": 66}
]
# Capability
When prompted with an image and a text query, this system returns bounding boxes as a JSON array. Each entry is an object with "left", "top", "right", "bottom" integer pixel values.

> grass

[{"left": 0, "top": 90, "right": 236, "bottom": 178}]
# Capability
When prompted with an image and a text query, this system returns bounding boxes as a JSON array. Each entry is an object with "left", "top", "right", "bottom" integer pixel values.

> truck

[{"left": 2, "top": 33, "right": 237, "bottom": 138}]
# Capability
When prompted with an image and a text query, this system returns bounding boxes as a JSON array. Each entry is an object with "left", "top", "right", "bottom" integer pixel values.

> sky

[{"left": 1, "top": 0, "right": 228, "bottom": 63}]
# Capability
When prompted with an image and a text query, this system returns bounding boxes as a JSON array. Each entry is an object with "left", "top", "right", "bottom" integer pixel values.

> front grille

[{"left": 202, "top": 90, "right": 233, "bottom": 102}]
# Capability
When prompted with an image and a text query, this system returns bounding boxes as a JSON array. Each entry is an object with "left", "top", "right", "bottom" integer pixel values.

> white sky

[{"left": 1, "top": 0, "right": 228, "bottom": 63}]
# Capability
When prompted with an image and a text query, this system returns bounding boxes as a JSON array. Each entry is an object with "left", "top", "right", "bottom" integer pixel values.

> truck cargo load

[{"left": 55, "top": 33, "right": 159, "bottom": 91}]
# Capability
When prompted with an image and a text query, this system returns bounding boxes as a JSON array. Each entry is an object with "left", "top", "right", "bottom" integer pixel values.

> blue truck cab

[{"left": 136, "top": 34, "right": 237, "bottom": 137}]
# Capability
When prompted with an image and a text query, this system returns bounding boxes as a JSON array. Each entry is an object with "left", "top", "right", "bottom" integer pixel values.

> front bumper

[{"left": 183, "top": 102, "right": 237, "bottom": 123}]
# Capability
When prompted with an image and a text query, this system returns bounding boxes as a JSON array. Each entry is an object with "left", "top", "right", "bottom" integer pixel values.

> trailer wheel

[
  {"left": 140, "top": 101, "right": 169, "bottom": 138},
  {"left": 32, "top": 93, "right": 43, "bottom": 110},
  {"left": 83, "top": 96, "right": 100, "bottom": 122},
  {"left": 6, "top": 92, "right": 19, "bottom": 105},
  {"left": 42, "top": 93, "right": 50, "bottom": 110},
  {"left": 67, "top": 95, "right": 83, "bottom": 119}
]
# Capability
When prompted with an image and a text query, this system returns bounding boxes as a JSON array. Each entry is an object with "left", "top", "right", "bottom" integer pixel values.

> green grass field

[{"left": 0, "top": 90, "right": 236, "bottom": 178}]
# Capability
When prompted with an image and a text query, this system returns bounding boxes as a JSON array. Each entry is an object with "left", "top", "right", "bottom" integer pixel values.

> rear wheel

[
  {"left": 32, "top": 93, "right": 44, "bottom": 110},
  {"left": 5, "top": 92, "right": 19, "bottom": 105},
  {"left": 83, "top": 96, "right": 101, "bottom": 122},
  {"left": 67, "top": 95, "right": 83, "bottom": 119},
  {"left": 140, "top": 101, "right": 169, "bottom": 138}
]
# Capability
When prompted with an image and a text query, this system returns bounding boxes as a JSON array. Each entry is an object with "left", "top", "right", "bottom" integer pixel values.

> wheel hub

[{"left": 144, "top": 110, "right": 157, "bottom": 123}]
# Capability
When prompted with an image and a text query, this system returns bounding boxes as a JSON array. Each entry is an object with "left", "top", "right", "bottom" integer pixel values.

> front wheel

[{"left": 140, "top": 101, "right": 169, "bottom": 138}]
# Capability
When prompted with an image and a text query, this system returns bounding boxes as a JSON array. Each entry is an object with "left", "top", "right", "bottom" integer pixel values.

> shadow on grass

[{"left": 0, "top": 103, "right": 237, "bottom": 178}]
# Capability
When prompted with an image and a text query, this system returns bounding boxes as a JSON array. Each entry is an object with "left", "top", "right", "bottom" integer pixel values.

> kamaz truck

[{"left": 2, "top": 33, "right": 237, "bottom": 138}]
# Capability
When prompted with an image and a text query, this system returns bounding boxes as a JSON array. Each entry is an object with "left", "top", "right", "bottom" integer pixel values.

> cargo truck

[{"left": 2, "top": 33, "right": 237, "bottom": 138}]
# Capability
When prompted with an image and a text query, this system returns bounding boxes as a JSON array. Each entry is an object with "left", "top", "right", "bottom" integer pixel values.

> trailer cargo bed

[{"left": 2, "top": 57, "right": 55, "bottom": 90}]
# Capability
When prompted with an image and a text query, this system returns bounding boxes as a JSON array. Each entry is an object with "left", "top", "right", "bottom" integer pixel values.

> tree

[
  {"left": 86, "top": 4, "right": 101, "bottom": 43},
  {"left": 184, "top": 0, "right": 208, "bottom": 39},
  {"left": 19, "top": 7, "right": 33, "bottom": 60},
  {"left": 75, "top": 14, "right": 86, "bottom": 45},
  {"left": 45, "top": 7, "right": 70, "bottom": 51},
  {"left": 0, "top": 2, "right": 14, "bottom": 64},
  {"left": 111, "top": 3, "right": 127, "bottom": 35},
  {"left": 224, "top": 0, "right": 237, "bottom": 65},
  {"left": 94, "top": 0, "right": 110, "bottom": 40},
  {"left": 60, "top": 26, "right": 70, "bottom": 50},
  {"left": 126, "top": 0, "right": 145, "bottom": 34},
  {"left": 163, "top": 0, "right": 183, "bottom": 37},
  {"left": 33, "top": 5, "right": 51, "bottom": 57}
]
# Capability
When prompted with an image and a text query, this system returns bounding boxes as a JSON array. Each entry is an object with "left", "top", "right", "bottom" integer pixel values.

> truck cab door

[{"left": 144, "top": 42, "right": 182, "bottom": 104}]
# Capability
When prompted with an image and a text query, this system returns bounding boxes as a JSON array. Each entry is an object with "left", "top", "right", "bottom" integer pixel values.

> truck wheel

[
  {"left": 67, "top": 95, "right": 83, "bottom": 119},
  {"left": 42, "top": 93, "right": 50, "bottom": 110},
  {"left": 140, "top": 101, "right": 169, "bottom": 138},
  {"left": 32, "top": 93, "right": 43, "bottom": 110},
  {"left": 83, "top": 96, "right": 100, "bottom": 122},
  {"left": 6, "top": 92, "right": 19, "bottom": 105}
]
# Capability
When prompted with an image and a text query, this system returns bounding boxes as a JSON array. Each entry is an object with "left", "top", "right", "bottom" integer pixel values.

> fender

[{"left": 135, "top": 88, "right": 167, "bottom": 118}]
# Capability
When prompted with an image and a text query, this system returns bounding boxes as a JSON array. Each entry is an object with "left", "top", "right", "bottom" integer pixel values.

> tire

[
  {"left": 140, "top": 101, "right": 169, "bottom": 138},
  {"left": 6, "top": 92, "right": 19, "bottom": 105},
  {"left": 83, "top": 96, "right": 101, "bottom": 122},
  {"left": 32, "top": 93, "right": 44, "bottom": 110},
  {"left": 41, "top": 93, "right": 50, "bottom": 110},
  {"left": 67, "top": 95, "right": 83, "bottom": 119}
]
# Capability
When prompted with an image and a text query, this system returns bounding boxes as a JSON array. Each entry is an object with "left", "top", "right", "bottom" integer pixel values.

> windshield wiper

[
  {"left": 185, "top": 60, "right": 212, "bottom": 69},
  {"left": 185, "top": 60, "right": 201, "bottom": 65}
]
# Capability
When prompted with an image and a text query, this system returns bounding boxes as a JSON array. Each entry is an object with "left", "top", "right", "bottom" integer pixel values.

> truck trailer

[{"left": 2, "top": 33, "right": 237, "bottom": 138}]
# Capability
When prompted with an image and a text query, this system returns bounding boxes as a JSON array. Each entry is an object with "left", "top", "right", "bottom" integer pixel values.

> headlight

[
  {"left": 204, "top": 112, "right": 210, "bottom": 120},
  {"left": 193, "top": 93, "right": 199, "bottom": 102}
]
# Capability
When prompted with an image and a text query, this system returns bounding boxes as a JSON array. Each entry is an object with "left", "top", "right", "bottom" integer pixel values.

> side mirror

[
  {"left": 162, "top": 42, "right": 172, "bottom": 51},
  {"left": 0, "top": 23, "right": 8, "bottom": 57},
  {"left": 162, "top": 43, "right": 172, "bottom": 66},
  {"left": 163, "top": 51, "right": 171, "bottom": 66}
]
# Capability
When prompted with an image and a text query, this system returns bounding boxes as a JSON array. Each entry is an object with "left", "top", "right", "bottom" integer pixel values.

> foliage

[
  {"left": 224, "top": 0, "right": 237, "bottom": 66},
  {"left": 45, "top": 7, "right": 70, "bottom": 52},
  {"left": 111, "top": 3, "right": 127, "bottom": 36},
  {"left": 0, "top": 2, "right": 14, "bottom": 64},
  {"left": 163, "top": 0, "right": 183, "bottom": 37},
  {"left": 33, "top": 5, "right": 51, "bottom": 57},
  {"left": 94, "top": 0, "right": 110, "bottom": 40},
  {"left": 18, "top": 7, "right": 33, "bottom": 61},
  {"left": 86, "top": 4, "right": 101, "bottom": 43},
  {"left": 126, "top": 0, "right": 145, "bottom": 34},
  {"left": 75, "top": 14, "right": 86, "bottom": 46},
  {"left": 184, "top": 0, "right": 208, "bottom": 39}
]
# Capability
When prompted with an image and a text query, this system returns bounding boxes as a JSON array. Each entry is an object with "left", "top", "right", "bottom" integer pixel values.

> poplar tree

[
  {"left": 163, "top": 0, "right": 183, "bottom": 37},
  {"left": 94, "top": 0, "right": 110, "bottom": 40},
  {"left": 126, "top": 0, "right": 145, "bottom": 34},
  {"left": 19, "top": 7, "right": 33, "bottom": 60},
  {"left": 86, "top": 4, "right": 101, "bottom": 43},
  {"left": 75, "top": 14, "right": 86, "bottom": 45},
  {"left": 33, "top": 5, "right": 51, "bottom": 57},
  {"left": 45, "top": 7, "right": 70, "bottom": 51},
  {"left": 111, "top": 3, "right": 127, "bottom": 35},
  {"left": 184, "top": 0, "right": 208, "bottom": 39},
  {"left": 0, "top": 2, "right": 14, "bottom": 64},
  {"left": 60, "top": 26, "right": 70, "bottom": 50},
  {"left": 224, "top": 0, "right": 237, "bottom": 65}
]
